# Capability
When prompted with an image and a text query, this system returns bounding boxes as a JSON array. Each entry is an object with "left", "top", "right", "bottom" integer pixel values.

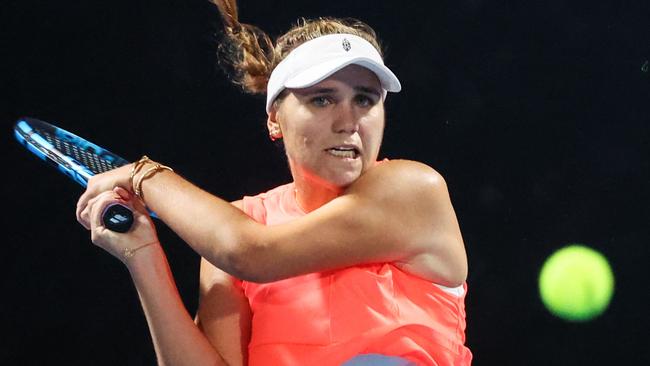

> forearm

[
  {"left": 127, "top": 244, "right": 226, "bottom": 366},
  {"left": 137, "top": 169, "right": 262, "bottom": 277},
  {"left": 136, "top": 170, "right": 345, "bottom": 282}
]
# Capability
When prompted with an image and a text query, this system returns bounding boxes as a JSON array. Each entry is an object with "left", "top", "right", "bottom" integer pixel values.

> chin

[
  {"left": 327, "top": 169, "right": 363, "bottom": 189},
  {"left": 297, "top": 159, "right": 364, "bottom": 190}
]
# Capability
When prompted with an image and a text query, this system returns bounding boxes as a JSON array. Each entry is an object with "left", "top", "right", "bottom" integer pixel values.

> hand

[
  {"left": 77, "top": 164, "right": 133, "bottom": 229},
  {"left": 88, "top": 186, "right": 159, "bottom": 264}
]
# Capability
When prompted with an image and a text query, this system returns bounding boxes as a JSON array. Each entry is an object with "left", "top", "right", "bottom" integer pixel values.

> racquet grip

[{"left": 101, "top": 203, "right": 134, "bottom": 233}]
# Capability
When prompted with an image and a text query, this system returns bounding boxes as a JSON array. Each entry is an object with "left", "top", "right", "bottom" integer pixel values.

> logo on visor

[{"left": 342, "top": 38, "right": 351, "bottom": 52}]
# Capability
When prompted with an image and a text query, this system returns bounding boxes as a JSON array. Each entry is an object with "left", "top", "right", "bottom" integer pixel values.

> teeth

[{"left": 327, "top": 148, "right": 356, "bottom": 158}]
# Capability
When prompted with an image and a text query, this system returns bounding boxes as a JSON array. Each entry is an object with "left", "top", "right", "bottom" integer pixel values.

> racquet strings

[{"left": 36, "top": 125, "right": 122, "bottom": 174}]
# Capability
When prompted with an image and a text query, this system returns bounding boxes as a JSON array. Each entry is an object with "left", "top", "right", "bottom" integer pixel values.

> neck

[{"left": 293, "top": 173, "right": 343, "bottom": 213}]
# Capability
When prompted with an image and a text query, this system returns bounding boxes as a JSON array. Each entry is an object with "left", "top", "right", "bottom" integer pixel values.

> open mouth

[{"left": 326, "top": 146, "right": 360, "bottom": 159}]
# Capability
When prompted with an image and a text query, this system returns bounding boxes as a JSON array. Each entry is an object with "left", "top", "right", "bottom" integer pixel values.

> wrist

[
  {"left": 129, "top": 155, "right": 174, "bottom": 201},
  {"left": 129, "top": 155, "right": 153, "bottom": 192},
  {"left": 124, "top": 240, "right": 159, "bottom": 260},
  {"left": 123, "top": 240, "right": 163, "bottom": 270}
]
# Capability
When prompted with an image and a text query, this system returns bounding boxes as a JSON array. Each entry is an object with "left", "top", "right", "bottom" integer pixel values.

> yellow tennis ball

[{"left": 538, "top": 244, "right": 614, "bottom": 321}]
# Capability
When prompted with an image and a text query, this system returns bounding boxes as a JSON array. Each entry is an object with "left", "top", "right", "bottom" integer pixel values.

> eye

[
  {"left": 354, "top": 94, "right": 377, "bottom": 108},
  {"left": 311, "top": 96, "right": 332, "bottom": 107}
]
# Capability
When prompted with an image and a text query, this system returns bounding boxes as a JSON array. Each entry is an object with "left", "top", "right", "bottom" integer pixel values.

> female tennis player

[{"left": 76, "top": 1, "right": 472, "bottom": 364}]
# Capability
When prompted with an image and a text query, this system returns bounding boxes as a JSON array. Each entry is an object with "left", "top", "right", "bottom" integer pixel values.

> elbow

[
  {"left": 222, "top": 240, "right": 278, "bottom": 283},
  {"left": 225, "top": 254, "right": 262, "bottom": 283},
  {"left": 227, "top": 256, "right": 277, "bottom": 284},
  {"left": 205, "top": 219, "right": 277, "bottom": 283}
]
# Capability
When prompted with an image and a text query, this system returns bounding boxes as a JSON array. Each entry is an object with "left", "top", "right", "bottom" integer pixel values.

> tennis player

[{"left": 77, "top": 1, "right": 472, "bottom": 364}]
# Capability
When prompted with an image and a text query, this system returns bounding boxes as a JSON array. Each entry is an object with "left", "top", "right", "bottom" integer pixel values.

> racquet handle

[{"left": 101, "top": 203, "right": 134, "bottom": 233}]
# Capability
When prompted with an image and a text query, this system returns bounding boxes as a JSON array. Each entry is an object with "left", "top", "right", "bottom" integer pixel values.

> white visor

[{"left": 266, "top": 33, "right": 401, "bottom": 113}]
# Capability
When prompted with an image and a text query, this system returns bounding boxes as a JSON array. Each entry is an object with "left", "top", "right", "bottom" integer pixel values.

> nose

[{"left": 331, "top": 101, "right": 360, "bottom": 134}]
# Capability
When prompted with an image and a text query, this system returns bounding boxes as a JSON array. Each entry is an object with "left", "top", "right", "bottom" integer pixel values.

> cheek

[
  {"left": 282, "top": 122, "right": 322, "bottom": 161},
  {"left": 360, "top": 121, "right": 385, "bottom": 164},
  {"left": 362, "top": 114, "right": 385, "bottom": 144}
]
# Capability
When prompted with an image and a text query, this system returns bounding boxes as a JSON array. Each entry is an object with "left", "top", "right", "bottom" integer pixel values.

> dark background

[{"left": 2, "top": 0, "right": 649, "bottom": 364}]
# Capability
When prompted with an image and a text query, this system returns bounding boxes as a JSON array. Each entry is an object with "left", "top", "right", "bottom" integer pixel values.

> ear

[{"left": 267, "top": 108, "right": 283, "bottom": 140}]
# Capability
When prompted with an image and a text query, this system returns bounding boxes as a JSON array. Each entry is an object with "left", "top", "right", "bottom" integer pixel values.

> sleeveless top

[{"left": 238, "top": 182, "right": 473, "bottom": 365}]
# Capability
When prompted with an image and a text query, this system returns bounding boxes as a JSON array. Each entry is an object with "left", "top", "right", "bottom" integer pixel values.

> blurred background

[{"left": 2, "top": 0, "right": 649, "bottom": 364}]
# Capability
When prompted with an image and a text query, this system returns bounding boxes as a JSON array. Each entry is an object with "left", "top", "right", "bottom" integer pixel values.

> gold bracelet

[
  {"left": 134, "top": 163, "right": 174, "bottom": 200},
  {"left": 123, "top": 241, "right": 159, "bottom": 259},
  {"left": 130, "top": 155, "right": 153, "bottom": 192}
]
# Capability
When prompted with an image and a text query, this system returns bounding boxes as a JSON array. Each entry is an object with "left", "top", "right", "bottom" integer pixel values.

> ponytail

[
  {"left": 211, "top": 0, "right": 275, "bottom": 94},
  {"left": 212, "top": 1, "right": 383, "bottom": 96}
]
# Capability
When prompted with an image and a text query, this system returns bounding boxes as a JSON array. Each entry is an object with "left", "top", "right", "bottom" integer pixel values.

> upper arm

[
  {"left": 237, "top": 160, "right": 468, "bottom": 286},
  {"left": 195, "top": 201, "right": 251, "bottom": 366}
]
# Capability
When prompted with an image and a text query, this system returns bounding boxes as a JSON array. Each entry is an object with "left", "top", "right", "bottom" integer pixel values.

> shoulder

[
  {"left": 371, "top": 158, "right": 444, "bottom": 179},
  {"left": 348, "top": 159, "right": 448, "bottom": 202},
  {"left": 348, "top": 160, "right": 466, "bottom": 286},
  {"left": 367, "top": 159, "right": 445, "bottom": 187}
]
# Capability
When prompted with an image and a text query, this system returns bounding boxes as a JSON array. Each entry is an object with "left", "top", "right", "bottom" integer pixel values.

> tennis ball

[{"left": 538, "top": 244, "right": 614, "bottom": 321}]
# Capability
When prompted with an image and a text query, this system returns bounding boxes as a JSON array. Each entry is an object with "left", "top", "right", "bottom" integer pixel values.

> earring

[{"left": 269, "top": 127, "right": 282, "bottom": 141}]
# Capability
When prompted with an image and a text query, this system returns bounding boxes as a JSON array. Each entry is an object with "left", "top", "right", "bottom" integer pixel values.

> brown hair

[{"left": 211, "top": 0, "right": 384, "bottom": 95}]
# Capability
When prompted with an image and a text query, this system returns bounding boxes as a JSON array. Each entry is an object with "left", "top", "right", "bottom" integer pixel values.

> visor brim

[{"left": 284, "top": 56, "right": 402, "bottom": 93}]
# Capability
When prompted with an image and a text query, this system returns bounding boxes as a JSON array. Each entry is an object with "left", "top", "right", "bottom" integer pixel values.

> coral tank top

[{"left": 239, "top": 182, "right": 472, "bottom": 365}]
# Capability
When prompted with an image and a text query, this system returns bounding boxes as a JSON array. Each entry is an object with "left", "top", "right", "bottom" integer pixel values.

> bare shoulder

[
  {"left": 347, "top": 160, "right": 466, "bottom": 286},
  {"left": 367, "top": 159, "right": 445, "bottom": 181},
  {"left": 347, "top": 159, "right": 449, "bottom": 202}
]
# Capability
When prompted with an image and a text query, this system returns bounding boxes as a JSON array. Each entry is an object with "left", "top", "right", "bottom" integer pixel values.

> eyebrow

[
  {"left": 299, "top": 87, "right": 335, "bottom": 95},
  {"left": 354, "top": 86, "right": 382, "bottom": 97}
]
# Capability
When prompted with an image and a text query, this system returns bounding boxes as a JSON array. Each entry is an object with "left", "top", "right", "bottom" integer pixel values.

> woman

[{"left": 76, "top": 1, "right": 472, "bottom": 365}]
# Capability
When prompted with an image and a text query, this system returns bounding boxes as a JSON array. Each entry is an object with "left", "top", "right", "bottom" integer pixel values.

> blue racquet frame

[{"left": 14, "top": 117, "right": 142, "bottom": 232}]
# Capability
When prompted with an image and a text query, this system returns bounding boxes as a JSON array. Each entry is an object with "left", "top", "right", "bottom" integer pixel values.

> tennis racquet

[{"left": 13, "top": 117, "right": 138, "bottom": 233}]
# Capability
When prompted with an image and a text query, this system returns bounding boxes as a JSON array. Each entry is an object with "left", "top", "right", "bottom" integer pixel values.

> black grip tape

[{"left": 102, "top": 203, "right": 134, "bottom": 233}]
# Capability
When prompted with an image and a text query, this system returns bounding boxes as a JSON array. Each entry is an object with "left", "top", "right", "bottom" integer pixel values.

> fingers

[
  {"left": 76, "top": 164, "right": 133, "bottom": 229},
  {"left": 76, "top": 189, "right": 93, "bottom": 229},
  {"left": 80, "top": 168, "right": 159, "bottom": 263},
  {"left": 78, "top": 187, "right": 135, "bottom": 230},
  {"left": 78, "top": 188, "right": 124, "bottom": 229},
  {"left": 88, "top": 190, "right": 128, "bottom": 233},
  {"left": 113, "top": 186, "right": 130, "bottom": 201},
  {"left": 113, "top": 186, "right": 148, "bottom": 215}
]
